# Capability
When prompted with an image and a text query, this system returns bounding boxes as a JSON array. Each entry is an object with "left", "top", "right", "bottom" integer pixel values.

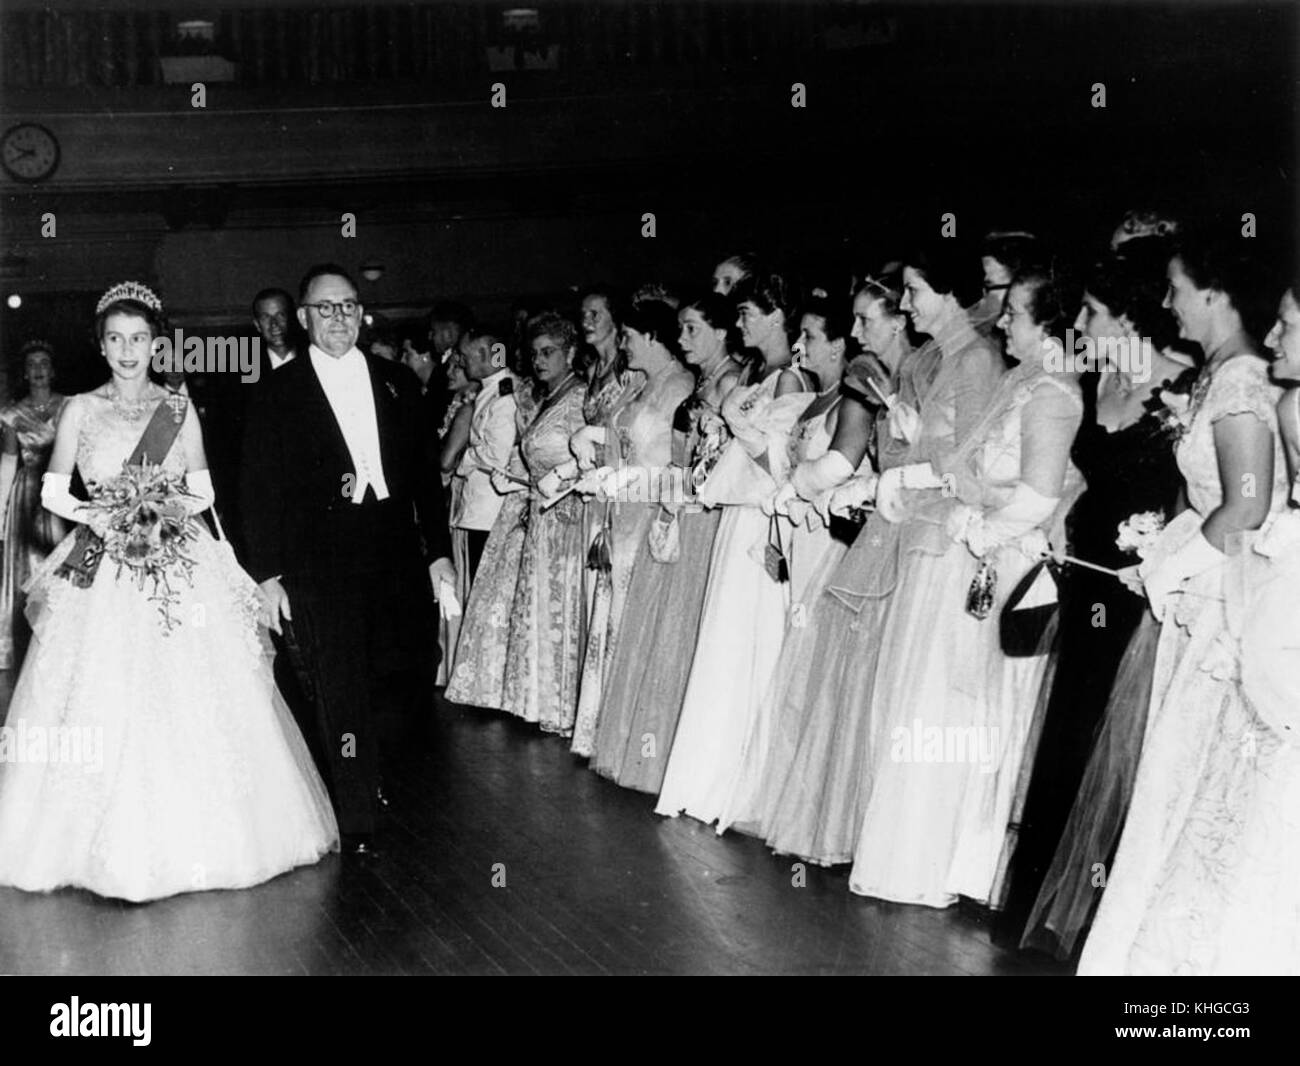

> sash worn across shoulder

[{"left": 55, "top": 394, "right": 190, "bottom": 588}]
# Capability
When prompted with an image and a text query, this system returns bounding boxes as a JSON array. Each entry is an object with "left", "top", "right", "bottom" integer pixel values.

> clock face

[{"left": 2, "top": 124, "right": 59, "bottom": 183}]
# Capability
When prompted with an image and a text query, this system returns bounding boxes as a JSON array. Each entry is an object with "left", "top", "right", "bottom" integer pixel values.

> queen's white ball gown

[{"left": 0, "top": 397, "right": 338, "bottom": 902}]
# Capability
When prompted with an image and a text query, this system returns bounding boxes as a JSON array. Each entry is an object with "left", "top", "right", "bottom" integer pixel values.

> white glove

[
  {"left": 490, "top": 470, "right": 526, "bottom": 495},
  {"left": 538, "top": 459, "right": 580, "bottom": 499},
  {"left": 182, "top": 469, "right": 216, "bottom": 515},
  {"left": 887, "top": 401, "right": 921, "bottom": 443},
  {"left": 571, "top": 425, "right": 607, "bottom": 470},
  {"left": 763, "top": 480, "right": 799, "bottom": 517},
  {"left": 574, "top": 465, "right": 613, "bottom": 496},
  {"left": 41, "top": 472, "right": 110, "bottom": 537},
  {"left": 596, "top": 464, "right": 641, "bottom": 502},
  {"left": 791, "top": 449, "right": 856, "bottom": 501},
  {"left": 875, "top": 462, "right": 943, "bottom": 523},
  {"left": 827, "top": 474, "right": 879, "bottom": 518},
  {"left": 1138, "top": 529, "right": 1223, "bottom": 622},
  {"left": 950, "top": 483, "right": 1060, "bottom": 559}
]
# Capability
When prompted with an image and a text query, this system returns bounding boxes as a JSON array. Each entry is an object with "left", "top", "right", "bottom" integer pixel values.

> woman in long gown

[
  {"left": 0, "top": 342, "right": 68, "bottom": 670},
  {"left": 738, "top": 275, "right": 918, "bottom": 862},
  {"left": 1010, "top": 242, "right": 1197, "bottom": 955},
  {"left": 570, "top": 301, "right": 694, "bottom": 755},
  {"left": 590, "top": 293, "right": 740, "bottom": 791},
  {"left": 1078, "top": 244, "right": 1296, "bottom": 976},
  {"left": 717, "top": 295, "right": 868, "bottom": 834},
  {"left": 434, "top": 349, "right": 478, "bottom": 686},
  {"left": 655, "top": 270, "right": 814, "bottom": 825},
  {"left": 0, "top": 284, "right": 337, "bottom": 902},
  {"left": 850, "top": 266, "right": 1082, "bottom": 908},
  {"left": 444, "top": 364, "right": 536, "bottom": 712},
  {"left": 500, "top": 313, "right": 589, "bottom": 733}
]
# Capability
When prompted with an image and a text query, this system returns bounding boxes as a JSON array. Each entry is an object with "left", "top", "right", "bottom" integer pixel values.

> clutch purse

[
  {"left": 763, "top": 513, "right": 789, "bottom": 584},
  {"left": 648, "top": 507, "right": 681, "bottom": 563},
  {"left": 999, "top": 560, "right": 1059, "bottom": 655},
  {"left": 965, "top": 557, "right": 996, "bottom": 619}
]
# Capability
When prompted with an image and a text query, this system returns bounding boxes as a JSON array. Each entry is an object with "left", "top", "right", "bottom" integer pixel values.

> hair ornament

[{"left": 96, "top": 281, "right": 162, "bottom": 315}]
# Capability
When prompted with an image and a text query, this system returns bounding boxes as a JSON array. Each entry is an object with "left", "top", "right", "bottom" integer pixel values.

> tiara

[
  {"left": 96, "top": 281, "right": 162, "bottom": 315},
  {"left": 20, "top": 337, "right": 54, "bottom": 357}
]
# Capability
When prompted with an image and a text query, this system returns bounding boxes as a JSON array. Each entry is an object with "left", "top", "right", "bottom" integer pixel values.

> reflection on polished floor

[{"left": 0, "top": 679, "right": 1067, "bottom": 976}]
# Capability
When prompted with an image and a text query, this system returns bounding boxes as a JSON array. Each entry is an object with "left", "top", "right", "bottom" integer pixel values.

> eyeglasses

[{"left": 303, "top": 299, "right": 360, "bottom": 320}]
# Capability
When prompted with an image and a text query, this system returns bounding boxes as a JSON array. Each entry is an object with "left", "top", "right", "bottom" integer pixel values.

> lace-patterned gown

[
  {"left": 1079, "top": 353, "right": 1298, "bottom": 975},
  {"left": 445, "top": 394, "right": 537, "bottom": 711},
  {"left": 0, "top": 394, "right": 338, "bottom": 902},
  {"left": 0, "top": 398, "right": 68, "bottom": 669},
  {"left": 500, "top": 378, "right": 589, "bottom": 733}
]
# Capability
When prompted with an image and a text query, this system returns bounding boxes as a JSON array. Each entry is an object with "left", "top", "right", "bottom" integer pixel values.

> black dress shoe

[{"left": 341, "top": 833, "right": 379, "bottom": 858}]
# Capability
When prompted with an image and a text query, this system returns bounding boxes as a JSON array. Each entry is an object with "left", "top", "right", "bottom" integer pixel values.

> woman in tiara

[
  {"left": 0, "top": 282, "right": 337, "bottom": 903},
  {"left": 0, "top": 340, "right": 68, "bottom": 670}
]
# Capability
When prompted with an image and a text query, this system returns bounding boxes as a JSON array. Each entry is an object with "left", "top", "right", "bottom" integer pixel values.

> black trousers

[
  {"left": 465, "top": 528, "right": 490, "bottom": 581},
  {"left": 285, "top": 564, "right": 436, "bottom": 836}
]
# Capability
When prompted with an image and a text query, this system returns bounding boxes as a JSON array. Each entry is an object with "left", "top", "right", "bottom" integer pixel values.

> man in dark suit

[{"left": 240, "top": 264, "right": 454, "bottom": 855}]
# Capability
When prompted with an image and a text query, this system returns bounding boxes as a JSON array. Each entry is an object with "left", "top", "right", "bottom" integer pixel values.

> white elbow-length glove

[
  {"left": 948, "top": 483, "right": 1058, "bottom": 560},
  {"left": 827, "top": 473, "right": 880, "bottom": 518},
  {"left": 538, "top": 458, "right": 580, "bottom": 499},
  {"left": 1137, "top": 529, "right": 1223, "bottom": 622},
  {"left": 874, "top": 461, "right": 945, "bottom": 523},
  {"left": 887, "top": 401, "right": 921, "bottom": 443},
  {"left": 182, "top": 469, "right": 217, "bottom": 514},
  {"left": 42, "top": 472, "right": 111, "bottom": 537},
  {"left": 570, "top": 425, "right": 607, "bottom": 470},
  {"left": 792, "top": 449, "right": 856, "bottom": 501}
]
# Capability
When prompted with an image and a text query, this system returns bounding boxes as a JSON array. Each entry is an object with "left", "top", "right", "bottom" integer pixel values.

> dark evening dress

[{"left": 1001, "top": 371, "right": 1194, "bottom": 956}]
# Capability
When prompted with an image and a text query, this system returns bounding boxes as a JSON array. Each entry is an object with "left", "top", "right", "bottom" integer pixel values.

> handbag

[
  {"left": 648, "top": 506, "right": 681, "bottom": 563},
  {"left": 999, "top": 559, "right": 1060, "bottom": 656},
  {"left": 965, "top": 557, "right": 996, "bottom": 619},
  {"left": 586, "top": 506, "right": 613, "bottom": 572},
  {"left": 763, "top": 513, "right": 789, "bottom": 584}
]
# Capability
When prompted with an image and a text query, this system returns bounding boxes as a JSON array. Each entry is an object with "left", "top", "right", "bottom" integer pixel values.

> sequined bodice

[{"left": 75, "top": 394, "right": 186, "bottom": 486}]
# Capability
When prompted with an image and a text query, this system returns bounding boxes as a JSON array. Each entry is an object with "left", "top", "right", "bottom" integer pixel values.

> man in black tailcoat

[{"left": 240, "top": 264, "right": 454, "bottom": 855}]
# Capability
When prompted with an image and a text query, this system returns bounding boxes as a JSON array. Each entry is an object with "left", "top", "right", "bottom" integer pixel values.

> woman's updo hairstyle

[
  {"left": 905, "top": 240, "right": 981, "bottom": 306},
  {"left": 94, "top": 281, "right": 166, "bottom": 341},
  {"left": 622, "top": 299, "right": 683, "bottom": 360},
  {"left": 1012, "top": 260, "right": 1083, "bottom": 340},
  {"left": 1085, "top": 237, "right": 1180, "bottom": 352},
  {"left": 800, "top": 294, "right": 853, "bottom": 347},
  {"left": 854, "top": 265, "right": 906, "bottom": 318},
  {"left": 732, "top": 268, "right": 800, "bottom": 336},
  {"left": 1172, "top": 230, "right": 1272, "bottom": 340}
]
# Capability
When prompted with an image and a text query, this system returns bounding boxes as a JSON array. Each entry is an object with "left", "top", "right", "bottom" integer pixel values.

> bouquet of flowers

[
  {"left": 82, "top": 461, "right": 201, "bottom": 632},
  {"left": 1116, "top": 510, "right": 1166, "bottom": 560}
]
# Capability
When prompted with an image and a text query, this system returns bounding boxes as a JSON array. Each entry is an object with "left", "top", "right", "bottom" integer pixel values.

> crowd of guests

[{"left": 2, "top": 207, "right": 1297, "bottom": 974}]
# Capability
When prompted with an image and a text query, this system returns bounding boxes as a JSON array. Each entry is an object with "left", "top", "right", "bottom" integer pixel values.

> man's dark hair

[
  {"left": 298, "top": 263, "right": 358, "bottom": 303},
  {"left": 251, "top": 287, "right": 294, "bottom": 316}
]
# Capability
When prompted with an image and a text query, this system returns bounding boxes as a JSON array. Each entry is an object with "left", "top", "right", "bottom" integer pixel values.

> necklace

[
  {"left": 26, "top": 393, "right": 56, "bottom": 418},
  {"left": 107, "top": 384, "right": 152, "bottom": 423}
]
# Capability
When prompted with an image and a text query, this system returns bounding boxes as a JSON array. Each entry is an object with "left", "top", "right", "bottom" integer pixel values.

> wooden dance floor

[{"left": 0, "top": 679, "right": 1068, "bottom": 976}]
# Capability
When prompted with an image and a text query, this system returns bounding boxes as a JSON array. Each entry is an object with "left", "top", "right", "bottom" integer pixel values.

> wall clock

[{"left": 2, "top": 123, "right": 60, "bottom": 184}]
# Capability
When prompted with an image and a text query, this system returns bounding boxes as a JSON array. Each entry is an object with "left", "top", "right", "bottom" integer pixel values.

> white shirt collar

[
  {"left": 481, "top": 368, "right": 510, "bottom": 392},
  {"left": 310, "top": 344, "right": 366, "bottom": 375}
]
